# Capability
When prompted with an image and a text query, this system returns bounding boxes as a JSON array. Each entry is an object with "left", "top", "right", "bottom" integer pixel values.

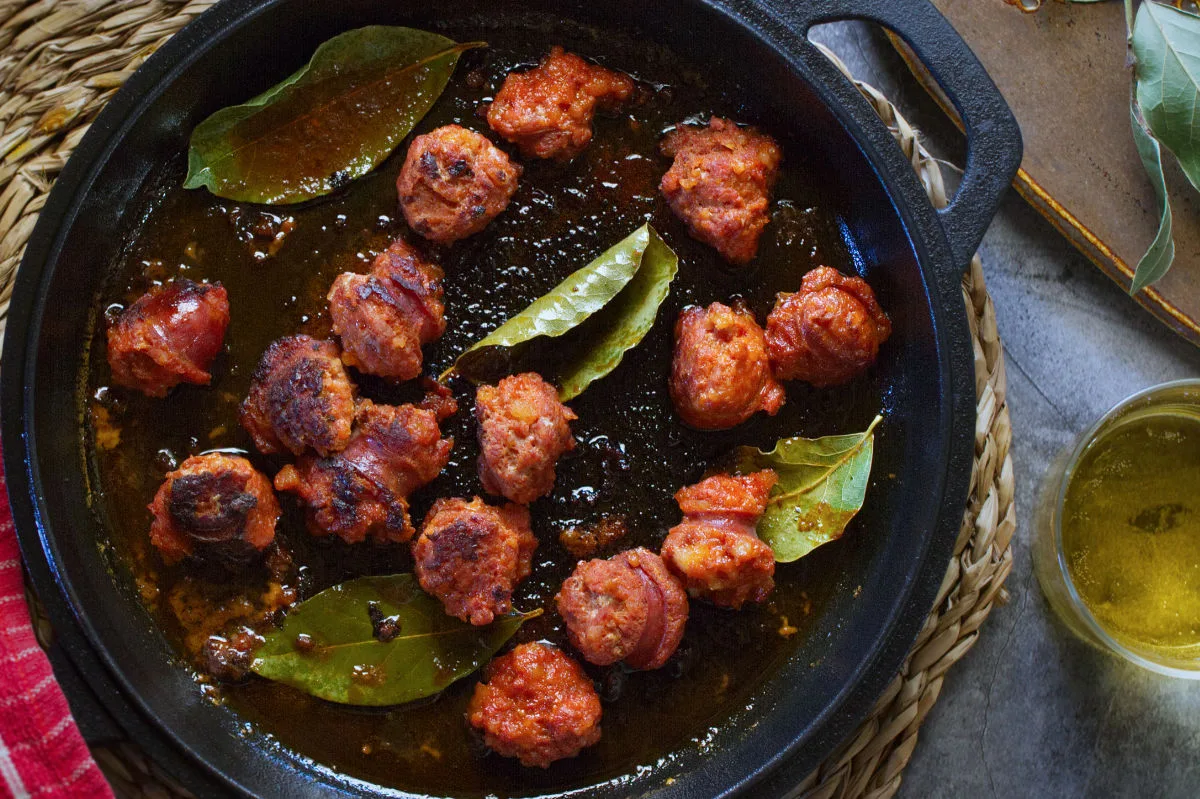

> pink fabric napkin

[{"left": 0, "top": 452, "right": 113, "bottom": 799}]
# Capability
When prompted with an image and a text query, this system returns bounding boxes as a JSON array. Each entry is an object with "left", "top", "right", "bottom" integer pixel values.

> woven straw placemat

[{"left": 0, "top": 3, "right": 1016, "bottom": 797}]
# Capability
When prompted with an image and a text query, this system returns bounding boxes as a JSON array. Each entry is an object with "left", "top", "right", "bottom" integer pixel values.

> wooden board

[{"left": 896, "top": 0, "right": 1200, "bottom": 346}]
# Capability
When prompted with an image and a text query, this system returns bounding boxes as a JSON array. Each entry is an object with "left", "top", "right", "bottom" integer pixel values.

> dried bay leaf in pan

[
  {"left": 250, "top": 574, "right": 537, "bottom": 707},
  {"left": 444, "top": 223, "right": 679, "bottom": 401},
  {"left": 184, "top": 26, "right": 484, "bottom": 204},
  {"left": 735, "top": 415, "right": 882, "bottom": 563}
]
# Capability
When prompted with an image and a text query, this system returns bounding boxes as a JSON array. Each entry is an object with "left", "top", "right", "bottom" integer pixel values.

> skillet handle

[{"left": 778, "top": 0, "right": 1023, "bottom": 270}]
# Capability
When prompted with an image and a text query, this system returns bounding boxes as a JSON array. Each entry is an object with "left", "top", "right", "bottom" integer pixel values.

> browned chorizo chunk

[
  {"left": 412, "top": 497, "right": 535, "bottom": 626},
  {"left": 661, "top": 471, "right": 778, "bottom": 609},
  {"left": 558, "top": 515, "right": 629, "bottom": 559},
  {"left": 201, "top": 626, "right": 264, "bottom": 683},
  {"left": 766, "top": 266, "right": 892, "bottom": 387},
  {"left": 107, "top": 279, "right": 230, "bottom": 397},
  {"left": 468, "top": 642, "right": 602, "bottom": 768},
  {"left": 147, "top": 453, "right": 280, "bottom": 566},
  {"left": 240, "top": 335, "right": 355, "bottom": 456},
  {"left": 487, "top": 46, "right": 635, "bottom": 161},
  {"left": 659, "top": 117, "right": 781, "bottom": 264},
  {"left": 273, "top": 388, "right": 456, "bottom": 544},
  {"left": 556, "top": 548, "right": 688, "bottom": 670},
  {"left": 670, "top": 302, "right": 785, "bottom": 430},
  {"left": 327, "top": 238, "right": 446, "bottom": 381},
  {"left": 396, "top": 125, "right": 521, "bottom": 243},
  {"left": 475, "top": 372, "right": 577, "bottom": 504}
]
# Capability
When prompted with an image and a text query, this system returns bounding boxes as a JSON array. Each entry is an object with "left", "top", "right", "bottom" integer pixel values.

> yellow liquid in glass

[{"left": 1061, "top": 406, "right": 1200, "bottom": 656}]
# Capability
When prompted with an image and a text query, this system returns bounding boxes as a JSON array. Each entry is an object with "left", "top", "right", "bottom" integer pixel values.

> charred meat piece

[
  {"left": 107, "top": 279, "right": 230, "bottom": 397},
  {"left": 467, "top": 642, "right": 602, "bottom": 768},
  {"left": 147, "top": 453, "right": 280, "bottom": 566},
  {"left": 659, "top": 117, "right": 781, "bottom": 264},
  {"left": 670, "top": 302, "right": 785, "bottom": 430},
  {"left": 327, "top": 238, "right": 446, "bottom": 381},
  {"left": 412, "top": 497, "right": 535, "bottom": 626},
  {"left": 661, "top": 471, "right": 778, "bottom": 609},
  {"left": 274, "top": 388, "right": 457, "bottom": 545},
  {"left": 476, "top": 372, "right": 576, "bottom": 504},
  {"left": 487, "top": 46, "right": 634, "bottom": 161},
  {"left": 240, "top": 335, "right": 356, "bottom": 456},
  {"left": 556, "top": 548, "right": 688, "bottom": 670},
  {"left": 558, "top": 515, "right": 629, "bottom": 559},
  {"left": 766, "top": 266, "right": 892, "bottom": 387},
  {"left": 201, "top": 626, "right": 264, "bottom": 683},
  {"left": 396, "top": 125, "right": 521, "bottom": 243}
]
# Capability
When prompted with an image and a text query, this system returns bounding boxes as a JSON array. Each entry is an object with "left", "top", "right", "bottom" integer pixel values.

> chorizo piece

[
  {"left": 412, "top": 497, "right": 535, "bottom": 626},
  {"left": 766, "top": 266, "right": 891, "bottom": 387},
  {"left": 468, "top": 642, "right": 602, "bottom": 768},
  {"left": 147, "top": 453, "right": 280, "bottom": 566},
  {"left": 556, "top": 548, "right": 688, "bottom": 670},
  {"left": 396, "top": 124, "right": 521, "bottom": 243},
  {"left": 476, "top": 372, "right": 576, "bottom": 504},
  {"left": 240, "top": 335, "right": 356, "bottom": 456},
  {"left": 659, "top": 117, "right": 781, "bottom": 264},
  {"left": 670, "top": 302, "right": 785, "bottom": 430},
  {"left": 661, "top": 471, "right": 778, "bottom": 609},
  {"left": 327, "top": 238, "right": 445, "bottom": 381},
  {"left": 107, "top": 279, "right": 229, "bottom": 397},
  {"left": 274, "top": 388, "right": 456, "bottom": 545},
  {"left": 487, "top": 46, "right": 634, "bottom": 161}
]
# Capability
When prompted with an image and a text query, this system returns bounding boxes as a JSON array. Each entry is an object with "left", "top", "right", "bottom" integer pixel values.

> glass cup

[{"left": 1033, "top": 379, "right": 1200, "bottom": 678}]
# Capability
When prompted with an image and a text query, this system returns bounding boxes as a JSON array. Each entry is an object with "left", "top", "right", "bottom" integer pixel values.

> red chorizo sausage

[
  {"left": 487, "top": 46, "right": 634, "bottom": 161},
  {"left": 468, "top": 642, "right": 602, "bottom": 768},
  {"left": 661, "top": 471, "right": 778, "bottom": 609},
  {"left": 557, "top": 547, "right": 688, "bottom": 670},
  {"left": 107, "top": 279, "right": 229, "bottom": 397},
  {"left": 670, "top": 302, "right": 785, "bottom": 430},
  {"left": 476, "top": 372, "right": 576, "bottom": 504}
]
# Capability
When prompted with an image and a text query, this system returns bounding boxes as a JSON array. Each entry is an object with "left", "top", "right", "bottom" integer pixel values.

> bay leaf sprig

[
  {"left": 734, "top": 415, "right": 882, "bottom": 563},
  {"left": 251, "top": 574, "right": 537, "bottom": 707},
  {"left": 1125, "top": 0, "right": 1200, "bottom": 293},
  {"left": 184, "top": 26, "right": 484, "bottom": 205},
  {"left": 442, "top": 224, "right": 679, "bottom": 401}
]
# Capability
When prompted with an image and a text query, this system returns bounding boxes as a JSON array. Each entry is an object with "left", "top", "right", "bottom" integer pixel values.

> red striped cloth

[{"left": 0, "top": 454, "right": 113, "bottom": 799}]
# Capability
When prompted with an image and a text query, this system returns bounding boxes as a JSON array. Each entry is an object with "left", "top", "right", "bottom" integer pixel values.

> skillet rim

[{"left": 2, "top": 0, "right": 983, "bottom": 796}]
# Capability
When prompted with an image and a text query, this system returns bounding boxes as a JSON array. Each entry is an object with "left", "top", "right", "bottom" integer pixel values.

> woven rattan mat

[{"left": 0, "top": 3, "right": 1016, "bottom": 797}]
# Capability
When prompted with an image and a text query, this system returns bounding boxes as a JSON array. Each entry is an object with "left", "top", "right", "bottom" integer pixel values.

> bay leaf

[
  {"left": 250, "top": 574, "right": 535, "bottom": 706},
  {"left": 443, "top": 224, "right": 678, "bottom": 401},
  {"left": 1129, "top": 101, "right": 1176, "bottom": 294},
  {"left": 184, "top": 27, "right": 484, "bottom": 205},
  {"left": 1133, "top": 1, "right": 1200, "bottom": 195},
  {"left": 734, "top": 415, "right": 882, "bottom": 563}
]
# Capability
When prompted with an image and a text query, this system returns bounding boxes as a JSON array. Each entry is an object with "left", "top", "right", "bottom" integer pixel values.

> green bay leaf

[
  {"left": 184, "top": 26, "right": 484, "bottom": 205},
  {"left": 1133, "top": 2, "right": 1200, "bottom": 194},
  {"left": 1129, "top": 101, "right": 1176, "bottom": 294},
  {"left": 443, "top": 224, "right": 678, "bottom": 400},
  {"left": 250, "top": 574, "right": 534, "bottom": 707},
  {"left": 734, "top": 415, "right": 882, "bottom": 563}
]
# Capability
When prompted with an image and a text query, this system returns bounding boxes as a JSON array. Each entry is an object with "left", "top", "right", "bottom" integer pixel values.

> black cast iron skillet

[{"left": 1, "top": 0, "right": 1020, "bottom": 796}]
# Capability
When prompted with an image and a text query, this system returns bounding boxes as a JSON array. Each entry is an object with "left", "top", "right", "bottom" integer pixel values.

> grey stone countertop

[{"left": 810, "top": 21, "right": 1200, "bottom": 799}]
